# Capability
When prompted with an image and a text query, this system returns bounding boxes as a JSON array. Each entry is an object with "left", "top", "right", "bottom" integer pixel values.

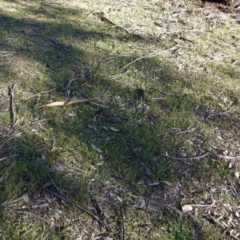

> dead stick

[
  {"left": 8, "top": 84, "right": 16, "bottom": 125},
  {"left": 43, "top": 187, "right": 105, "bottom": 227},
  {"left": 119, "top": 205, "right": 125, "bottom": 240},
  {"left": 38, "top": 98, "right": 99, "bottom": 108},
  {"left": 21, "top": 210, "right": 51, "bottom": 224},
  {"left": 161, "top": 152, "right": 209, "bottom": 161}
]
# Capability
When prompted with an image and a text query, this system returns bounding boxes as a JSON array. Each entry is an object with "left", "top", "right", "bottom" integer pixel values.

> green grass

[{"left": 0, "top": 0, "right": 240, "bottom": 239}]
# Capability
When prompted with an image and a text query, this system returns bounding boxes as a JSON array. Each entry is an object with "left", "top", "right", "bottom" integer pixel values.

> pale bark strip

[{"left": 38, "top": 98, "right": 99, "bottom": 108}]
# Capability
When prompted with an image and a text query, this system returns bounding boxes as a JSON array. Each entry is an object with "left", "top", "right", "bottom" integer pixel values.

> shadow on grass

[{"left": 0, "top": 1, "right": 236, "bottom": 239}]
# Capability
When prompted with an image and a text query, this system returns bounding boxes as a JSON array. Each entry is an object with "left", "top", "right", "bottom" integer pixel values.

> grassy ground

[{"left": 0, "top": 0, "right": 240, "bottom": 239}]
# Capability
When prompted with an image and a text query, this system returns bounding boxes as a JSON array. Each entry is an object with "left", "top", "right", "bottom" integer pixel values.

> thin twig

[
  {"left": 30, "top": 88, "right": 58, "bottom": 98},
  {"left": 0, "top": 132, "right": 22, "bottom": 149},
  {"left": 172, "top": 126, "right": 197, "bottom": 135},
  {"left": 0, "top": 157, "right": 8, "bottom": 162},
  {"left": 205, "top": 215, "right": 240, "bottom": 240},
  {"left": 50, "top": 178, "right": 62, "bottom": 195},
  {"left": 161, "top": 152, "right": 209, "bottom": 161},
  {"left": 189, "top": 204, "right": 212, "bottom": 207},
  {"left": 43, "top": 187, "right": 106, "bottom": 228},
  {"left": 230, "top": 230, "right": 240, "bottom": 240},
  {"left": 130, "top": 193, "right": 181, "bottom": 215},
  {"left": 119, "top": 205, "right": 125, "bottom": 240},
  {"left": 148, "top": 97, "right": 166, "bottom": 100},
  {"left": 64, "top": 78, "right": 78, "bottom": 90},
  {"left": 89, "top": 101, "right": 109, "bottom": 108},
  {"left": 159, "top": 90, "right": 186, "bottom": 97},
  {"left": 0, "top": 51, "right": 16, "bottom": 57},
  {"left": 93, "top": 12, "right": 130, "bottom": 34},
  {"left": 19, "top": 210, "right": 51, "bottom": 224},
  {"left": 8, "top": 84, "right": 16, "bottom": 125},
  {"left": 20, "top": 229, "right": 32, "bottom": 238},
  {"left": 217, "top": 155, "right": 240, "bottom": 160},
  {"left": 123, "top": 45, "right": 178, "bottom": 69},
  {"left": 207, "top": 109, "right": 232, "bottom": 118}
]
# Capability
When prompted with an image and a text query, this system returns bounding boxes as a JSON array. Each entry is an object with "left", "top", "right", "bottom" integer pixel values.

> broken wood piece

[{"left": 38, "top": 98, "right": 99, "bottom": 108}]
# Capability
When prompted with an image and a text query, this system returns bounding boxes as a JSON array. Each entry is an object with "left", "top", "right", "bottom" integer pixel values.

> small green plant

[{"left": 172, "top": 221, "right": 192, "bottom": 240}]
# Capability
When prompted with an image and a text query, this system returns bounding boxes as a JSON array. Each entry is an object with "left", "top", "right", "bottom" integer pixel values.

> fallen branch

[{"left": 38, "top": 98, "right": 99, "bottom": 108}]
